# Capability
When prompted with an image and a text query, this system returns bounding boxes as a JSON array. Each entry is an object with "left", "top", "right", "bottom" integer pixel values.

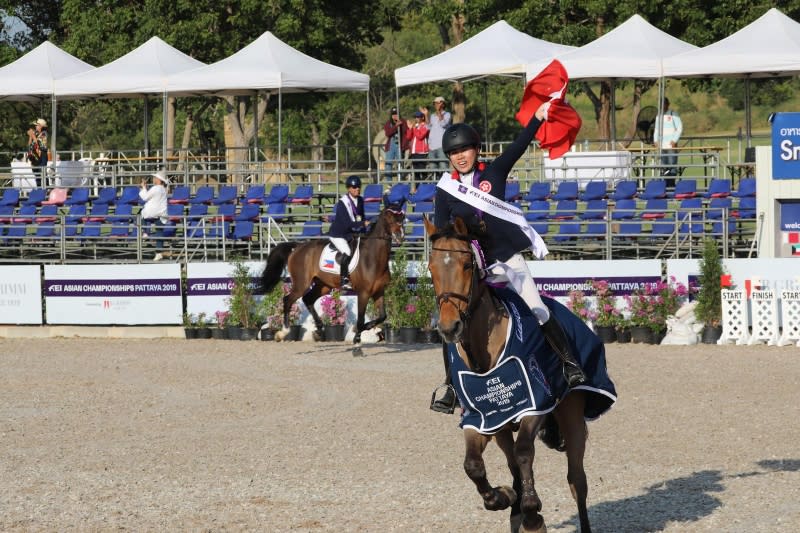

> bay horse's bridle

[{"left": 430, "top": 233, "right": 483, "bottom": 324}]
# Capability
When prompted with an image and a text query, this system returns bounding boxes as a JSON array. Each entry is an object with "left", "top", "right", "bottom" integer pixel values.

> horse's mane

[{"left": 430, "top": 221, "right": 490, "bottom": 251}]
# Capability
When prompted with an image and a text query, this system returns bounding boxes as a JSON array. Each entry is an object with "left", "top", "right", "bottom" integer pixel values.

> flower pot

[
  {"left": 630, "top": 326, "right": 653, "bottom": 344},
  {"left": 196, "top": 327, "right": 212, "bottom": 339},
  {"left": 260, "top": 329, "right": 275, "bottom": 341},
  {"left": 240, "top": 327, "right": 259, "bottom": 341},
  {"left": 323, "top": 324, "right": 346, "bottom": 342},
  {"left": 184, "top": 328, "right": 198, "bottom": 339},
  {"left": 417, "top": 328, "right": 441, "bottom": 344},
  {"left": 594, "top": 325, "right": 617, "bottom": 344},
  {"left": 701, "top": 325, "right": 723, "bottom": 344},
  {"left": 285, "top": 325, "right": 304, "bottom": 341},
  {"left": 211, "top": 328, "right": 226, "bottom": 339},
  {"left": 384, "top": 327, "right": 401, "bottom": 344},
  {"left": 615, "top": 327, "right": 631, "bottom": 344},
  {"left": 226, "top": 326, "right": 242, "bottom": 340},
  {"left": 398, "top": 326, "right": 420, "bottom": 344}
]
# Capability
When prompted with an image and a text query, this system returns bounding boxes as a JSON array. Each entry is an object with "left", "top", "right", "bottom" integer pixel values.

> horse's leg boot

[
  {"left": 430, "top": 384, "right": 457, "bottom": 414},
  {"left": 540, "top": 317, "right": 587, "bottom": 388},
  {"left": 339, "top": 254, "right": 352, "bottom": 290}
]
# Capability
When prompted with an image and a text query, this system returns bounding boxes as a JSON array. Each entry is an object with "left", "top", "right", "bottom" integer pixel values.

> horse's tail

[{"left": 261, "top": 242, "right": 299, "bottom": 292}]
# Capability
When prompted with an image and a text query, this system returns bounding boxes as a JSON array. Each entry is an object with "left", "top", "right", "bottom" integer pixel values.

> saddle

[{"left": 319, "top": 238, "right": 361, "bottom": 274}]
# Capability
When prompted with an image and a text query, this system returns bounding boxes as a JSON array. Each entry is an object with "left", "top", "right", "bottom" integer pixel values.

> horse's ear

[
  {"left": 423, "top": 215, "right": 437, "bottom": 236},
  {"left": 453, "top": 217, "right": 468, "bottom": 236}
]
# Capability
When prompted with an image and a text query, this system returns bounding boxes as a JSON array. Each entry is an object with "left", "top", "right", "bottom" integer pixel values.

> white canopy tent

[
  {"left": 54, "top": 36, "right": 206, "bottom": 158},
  {"left": 164, "top": 31, "right": 370, "bottom": 163},
  {"left": 525, "top": 14, "right": 697, "bottom": 144},
  {"left": 394, "top": 20, "right": 575, "bottom": 87},
  {"left": 0, "top": 41, "right": 95, "bottom": 155},
  {"left": 663, "top": 8, "right": 800, "bottom": 145}
]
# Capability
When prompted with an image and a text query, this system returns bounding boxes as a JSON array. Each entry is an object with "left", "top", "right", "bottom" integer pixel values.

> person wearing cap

[
  {"left": 405, "top": 110, "right": 430, "bottom": 183},
  {"left": 328, "top": 175, "right": 369, "bottom": 290},
  {"left": 421, "top": 96, "right": 451, "bottom": 172},
  {"left": 26, "top": 118, "right": 49, "bottom": 187},
  {"left": 139, "top": 171, "right": 170, "bottom": 261},
  {"left": 429, "top": 87, "right": 586, "bottom": 413},
  {"left": 382, "top": 106, "right": 409, "bottom": 181}
]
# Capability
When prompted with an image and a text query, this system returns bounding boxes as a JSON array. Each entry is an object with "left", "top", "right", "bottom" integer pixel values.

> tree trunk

[
  {"left": 598, "top": 81, "right": 612, "bottom": 148},
  {"left": 450, "top": 13, "right": 466, "bottom": 124},
  {"left": 222, "top": 94, "right": 269, "bottom": 183}
]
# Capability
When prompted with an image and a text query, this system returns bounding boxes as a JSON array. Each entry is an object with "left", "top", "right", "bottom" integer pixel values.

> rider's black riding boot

[
  {"left": 540, "top": 316, "right": 587, "bottom": 388},
  {"left": 339, "top": 254, "right": 352, "bottom": 290},
  {"left": 430, "top": 341, "right": 458, "bottom": 414}
]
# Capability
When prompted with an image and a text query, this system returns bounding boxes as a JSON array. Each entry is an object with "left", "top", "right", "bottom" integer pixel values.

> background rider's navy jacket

[
  {"left": 434, "top": 117, "right": 542, "bottom": 263},
  {"left": 328, "top": 195, "right": 366, "bottom": 238}
]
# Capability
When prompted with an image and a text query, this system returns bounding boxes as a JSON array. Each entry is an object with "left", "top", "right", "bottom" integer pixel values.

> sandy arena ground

[{"left": 1, "top": 337, "right": 799, "bottom": 532}]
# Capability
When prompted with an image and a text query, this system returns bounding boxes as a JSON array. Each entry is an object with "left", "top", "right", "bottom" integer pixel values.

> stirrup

[
  {"left": 430, "top": 384, "right": 457, "bottom": 414},
  {"left": 563, "top": 364, "right": 587, "bottom": 388}
]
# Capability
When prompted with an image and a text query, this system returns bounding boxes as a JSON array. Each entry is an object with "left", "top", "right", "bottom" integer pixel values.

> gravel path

[{"left": 1, "top": 338, "right": 798, "bottom": 532}]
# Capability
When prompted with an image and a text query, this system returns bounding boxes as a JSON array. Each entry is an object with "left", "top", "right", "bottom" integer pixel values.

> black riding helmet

[
  {"left": 345, "top": 175, "right": 362, "bottom": 188},
  {"left": 442, "top": 123, "right": 481, "bottom": 155}
]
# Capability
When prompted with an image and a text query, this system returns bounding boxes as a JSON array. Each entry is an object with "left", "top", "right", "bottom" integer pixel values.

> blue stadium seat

[
  {"left": 190, "top": 185, "right": 215, "bottom": 205},
  {"left": 22, "top": 188, "right": 47, "bottom": 206},
  {"left": 550, "top": 199, "right": 577, "bottom": 220},
  {"left": 64, "top": 205, "right": 87, "bottom": 237},
  {"left": 706, "top": 197, "right": 732, "bottom": 220},
  {"left": 579, "top": 181, "right": 607, "bottom": 201},
  {"left": 406, "top": 201, "right": 433, "bottom": 222},
  {"left": 609, "top": 180, "right": 637, "bottom": 201},
  {"left": 232, "top": 220, "right": 255, "bottom": 241},
  {"left": 523, "top": 182, "right": 551, "bottom": 202},
  {"left": 505, "top": 181, "right": 521, "bottom": 202},
  {"left": 733, "top": 196, "right": 756, "bottom": 220},
  {"left": 639, "top": 179, "right": 667, "bottom": 200},
  {"left": 362, "top": 183, "right": 384, "bottom": 203},
  {"left": 35, "top": 205, "right": 59, "bottom": 223},
  {"left": 12, "top": 205, "right": 37, "bottom": 223},
  {"left": 167, "top": 203, "right": 184, "bottom": 222},
  {"left": 265, "top": 184, "right": 289, "bottom": 204},
  {"left": 677, "top": 198, "right": 704, "bottom": 234},
  {"left": 580, "top": 199, "right": 608, "bottom": 220},
  {"left": 702, "top": 178, "right": 731, "bottom": 198},
  {"left": 639, "top": 198, "right": 668, "bottom": 220},
  {"left": 93, "top": 187, "right": 117, "bottom": 205},
  {"left": 289, "top": 184, "right": 314, "bottom": 205},
  {"left": 554, "top": 221, "right": 581, "bottom": 242},
  {"left": 409, "top": 182, "right": 436, "bottom": 203},
  {"left": 83, "top": 203, "right": 109, "bottom": 223},
  {"left": 0, "top": 188, "right": 20, "bottom": 207},
  {"left": 551, "top": 181, "right": 579, "bottom": 201},
  {"left": 387, "top": 183, "right": 411, "bottom": 205},
  {"left": 611, "top": 199, "right": 637, "bottom": 220},
  {"left": 118, "top": 186, "right": 142, "bottom": 205},
  {"left": 525, "top": 200, "right": 550, "bottom": 221},
  {"left": 169, "top": 185, "right": 191, "bottom": 205},
  {"left": 235, "top": 203, "right": 260, "bottom": 222},
  {"left": 213, "top": 203, "right": 237, "bottom": 222},
  {"left": 300, "top": 220, "right": 323, "bottom": 238},
  {"left": 672, "top": 179, "right": 697, "bottom": 199},
  {"left": 731, "top": 177, "right": 756, "bottom": 198},
  {"left": 263, "top": 202, "right": 287, "bottom": 222},
  {"left": 212, "top": 185, "right": 238, "bottom": 205},
  {"left": 243, "top": 185, "right": 265, "bottom": 204},
  {"left": 65, "top": 187, "right": 90, "bottom": 206}
]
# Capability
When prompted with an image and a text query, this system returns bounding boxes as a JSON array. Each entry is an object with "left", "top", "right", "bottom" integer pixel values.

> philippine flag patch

[{"left": 324, "top": 259, "right": 335, "bottom": 269}]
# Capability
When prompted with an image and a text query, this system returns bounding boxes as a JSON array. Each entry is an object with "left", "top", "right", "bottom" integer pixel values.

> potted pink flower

[{"left": 320, "top": 288, "right": 347, "bottom": 341}]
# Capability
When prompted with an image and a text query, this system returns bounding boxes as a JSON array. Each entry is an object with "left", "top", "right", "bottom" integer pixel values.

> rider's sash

[{"left": 437, "top": 174, "right": 548, "bottom": 259}]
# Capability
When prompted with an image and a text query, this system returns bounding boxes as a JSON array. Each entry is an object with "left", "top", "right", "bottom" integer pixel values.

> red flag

[
  {"left": 720, "top": 274, "right": 732, "bottom": 288},
  {"left": 516, "top": 60, "right": 582, "bottom": 159}
]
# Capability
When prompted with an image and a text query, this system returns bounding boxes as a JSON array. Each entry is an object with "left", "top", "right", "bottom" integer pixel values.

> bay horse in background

[
  {"left": 261, "top": 206, "right": 405, "bottom": 355},
  {"left": 424, "top": 216, "right": 616, "bottom": 533}
]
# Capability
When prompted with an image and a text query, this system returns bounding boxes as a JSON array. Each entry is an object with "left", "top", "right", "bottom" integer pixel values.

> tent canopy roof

[
  {"left": 663, "top": 8, "right": 800, "bottom": 78},
  {"left": 164, "top": 31, "right": 369, "bottom": 96},
  {"left": 394, "top": 20, "right": 575, "bottom": 87},
  {"left": 0, "top": 41, "right": 94, "bottom": 101},
  {"left": 55, "top": 37, "right": 205, "bottom": 98},
  {"left": 526, "top": 14, "right": 697, "bottom": 80}
]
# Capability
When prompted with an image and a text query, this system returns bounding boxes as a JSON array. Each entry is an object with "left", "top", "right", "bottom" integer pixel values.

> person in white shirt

[
  {"left": 422, "top": 96, "right": 452, "bottom": 172},
  {"left": 139, "top": 170, "right": 170, "bottom": 261},
  {"left": 653, "top": 97, "right": 683, "bottom": 188}
]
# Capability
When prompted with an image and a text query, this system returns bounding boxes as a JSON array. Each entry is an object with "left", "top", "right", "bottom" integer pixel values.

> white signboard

[
  {"left": 543, "top": 150, "right": 631, "bottom": 186},
  {"left": 44, "top": 264, "right": 182, "bottom": 325},
  {"left": 0, "top": 265, "right": 43, "bottom": 324},
  {"left": 185, "top": 261, "right": 265, "bottom": 320},
  {"left": 668, "top": 258, "right": 800, "bottom": 293}
]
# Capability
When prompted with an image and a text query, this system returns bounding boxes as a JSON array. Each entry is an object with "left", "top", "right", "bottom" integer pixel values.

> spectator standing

[
  {"left": 139, "top": 171, "right": 170, "bottom": 261},
  {"left": 653, "top": 97, "right": 683, "bottom": 188},
  {"left": 406, "top": 111, "right": 430, "bottom": 183},
  {"left": 26, "top": 118, "right": 48, "bottom": 188},
  {"left": 423, "top": 96, "right": 452, "bottom": 172},
  {"left": 383, "top": 106, "right": 409, "bottom": 181}
]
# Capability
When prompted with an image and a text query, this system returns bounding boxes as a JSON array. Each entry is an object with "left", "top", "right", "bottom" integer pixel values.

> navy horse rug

[{"left": 448, "top": 289, "right": 617, "bottom": 434}]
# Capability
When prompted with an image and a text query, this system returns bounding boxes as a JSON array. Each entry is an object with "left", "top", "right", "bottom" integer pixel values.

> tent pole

[
  {"left": 143, "top": 95, "right": 150, "bottom": 156},
  {"left": 162, "top": 91, "right": 168, "bottom": 170},
  {"left": 278, "top": 89, "right": 283, "bottom": 165},
  {"left": 253, "top": 91, "right": 259, "bottom": 163},
  {"left": 610, "top": 79, "right": 617, "bottom": 148},
  {"left": 483, "top": 81, "right": 489, "bottom": 148},
  {"left": 656, "top": 77, "right": 665, "bottom": 177},
  {"left": 50, "top": 94, "right": 57, "bottom": 165},
  {"left": 366, "top": 90, "right": 372, "bottom": 173},
  {"left": 745, "top": 77, "right": 752, "bottom": 148}
]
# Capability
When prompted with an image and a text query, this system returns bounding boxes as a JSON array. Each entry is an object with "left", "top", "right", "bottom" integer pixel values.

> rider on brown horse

[
  {"left": 328, "top": 175, "right": 369, "bottom": 291},
  {"left": 430, "top": 108, "right": 587, "bottom": 414}
]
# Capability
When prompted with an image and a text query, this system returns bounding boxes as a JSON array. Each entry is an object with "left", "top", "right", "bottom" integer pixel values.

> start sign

[{"left": 771, "top": 112, "right": 800, "bottom": 179}]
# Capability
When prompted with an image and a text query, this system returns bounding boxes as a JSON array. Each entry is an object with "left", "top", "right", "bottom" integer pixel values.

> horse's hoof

[
  {"left": 484, "top": 486, "right": 516, "bottom": 511},
  {"left": 312, "top": 330, "right": 322, "bottom": 342},
  {"left": 352, "top": 346, "right": 364, "bottom": 357},
  {"left": 274, "top": 328, "right": 288, "bottom": 342},
  {"left": 376, "top": 330, "right": 385, "bottom": 342},
  {"left": 519, "top": 514, "right": 546, "bottom": 533}
]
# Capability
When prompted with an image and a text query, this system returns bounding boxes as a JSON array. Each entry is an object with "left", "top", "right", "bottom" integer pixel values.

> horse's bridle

[{"left": 431, "top": 237, "right": 482, "bottom": 324}]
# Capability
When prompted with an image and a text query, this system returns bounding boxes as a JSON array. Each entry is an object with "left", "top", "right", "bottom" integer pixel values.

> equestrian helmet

[
  {"left": 345, "top": 175, "right": 362, "bottom": 188},
  {"left": 442, "top": 123, "right": 481, "bottom": 155}
]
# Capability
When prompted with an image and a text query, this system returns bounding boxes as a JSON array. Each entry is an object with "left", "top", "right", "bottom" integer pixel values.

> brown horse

[
  {"left": 261, "top": 207, "right": 405, "bottom": 354},
  {"left": 424, "top": 216, "right": 612, "bottom": 533}
]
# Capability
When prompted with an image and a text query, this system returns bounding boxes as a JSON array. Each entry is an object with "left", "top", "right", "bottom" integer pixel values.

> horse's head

[
  {"left": 424, "top": 216, "right": 482, "bottom": 343},
  {"left": 378, "top": 205, "right": 405, "bottom": 245}
]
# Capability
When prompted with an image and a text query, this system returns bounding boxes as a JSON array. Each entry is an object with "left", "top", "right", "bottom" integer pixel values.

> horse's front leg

[
  {"left": 302, "top": 284, "right": 327, "bottom": 340},
  {"left": 463, "top": 429, "right": 516, "bottom": 512},
  {"left": 514, "top": 416, "right": 546, "bottom": 533}
]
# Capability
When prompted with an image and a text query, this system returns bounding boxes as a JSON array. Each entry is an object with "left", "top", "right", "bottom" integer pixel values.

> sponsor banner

[
  {"left": 186, "top": 261, "right": 265, "bottom": 318},
  {"left": 779, "top": 201, "right": 800, "bottom": 232},
  {"left": 528, "top": 259, "right": 662, "bottom": 297},
  {"left": 44, "top": 264, "right": 182, "bottom": 325},
  {"left": 668, "top": 258, "right": 800, "bottom": 294},
  {"left": 0, "top": 265, "right": 43, "bottom": 325},
  {"left": 771, "top": 112, "right": 800, "bottom": 179}
]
